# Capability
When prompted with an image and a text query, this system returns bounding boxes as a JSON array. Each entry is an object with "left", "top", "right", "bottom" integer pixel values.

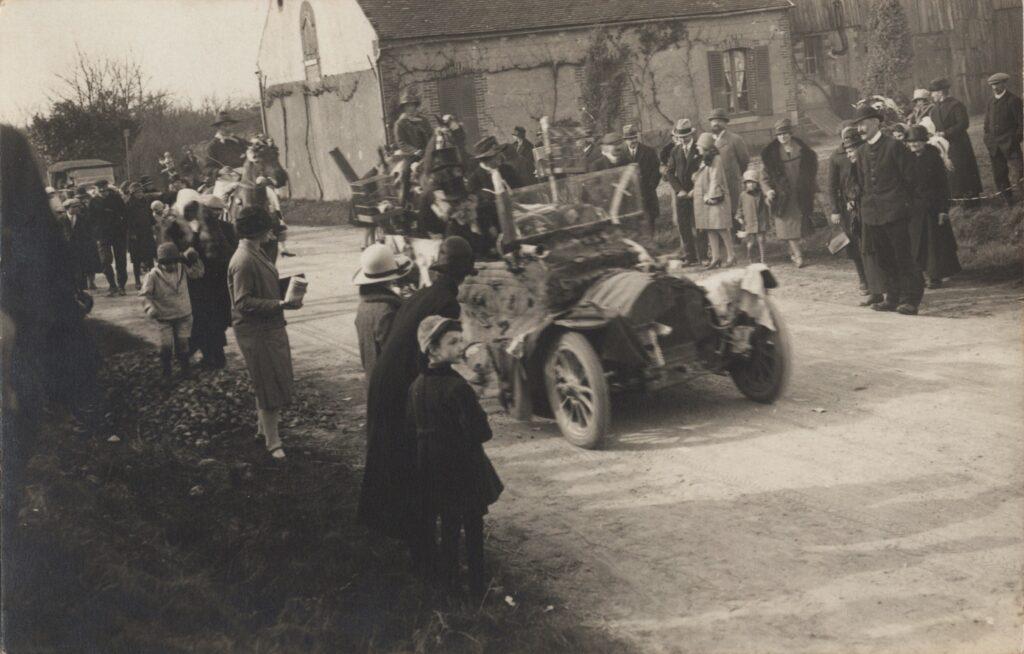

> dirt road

[{"left": 94, "top": 226, "right": 1023, "bottom": 653}]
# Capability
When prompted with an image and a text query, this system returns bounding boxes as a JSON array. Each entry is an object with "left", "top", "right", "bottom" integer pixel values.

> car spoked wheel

[
  {"left": 729, "top": 297, "right": 791, "bottom": 403},
  {"left": 544, "top": 332, "right": 610, "bottom": 449}
]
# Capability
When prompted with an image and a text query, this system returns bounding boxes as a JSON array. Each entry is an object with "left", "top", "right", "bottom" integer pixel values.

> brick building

[{"left": 257, "top": 0, "right": 797, "bottom": 201}]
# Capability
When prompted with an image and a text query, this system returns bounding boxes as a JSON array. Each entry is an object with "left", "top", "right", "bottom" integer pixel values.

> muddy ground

[{"left": 87, "top": 222, "right": 1023, "bottom": 654}]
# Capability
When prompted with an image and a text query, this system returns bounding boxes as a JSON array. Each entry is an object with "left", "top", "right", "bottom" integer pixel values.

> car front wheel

[{"left": 543, "top": 332, "right": 610, "bottom": 449}]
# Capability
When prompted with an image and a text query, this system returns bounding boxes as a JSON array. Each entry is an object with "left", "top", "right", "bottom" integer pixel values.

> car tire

[
  {"left": 729, "top": 297, "right": 791, "bottom": 403},
  {"left": 543, "top": 332, "right": 610, "bottom": 449}
]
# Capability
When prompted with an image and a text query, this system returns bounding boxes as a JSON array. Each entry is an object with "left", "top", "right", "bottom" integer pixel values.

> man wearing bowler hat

[
  {"left": 621, "top": 124, "right": 662, "bottom": 237},
  {"left": 706, "top": 107, "right": 751, "bottom": 212},
  {"left": 928, "top": 77, "right": 982, "bottom": 204},
  {"left": 852, "top": 105, "right": 923, "bottom": 315},
  {"left": 466, "top": 136, "right": 522, "bottom": 247},
  {"left": 205, "top": 110, "right": 247, "bottom": 179},
  {"left": 983, "top": 72, "right": 1023, "bottom": 206},
  {"left": 664, "top": 118, "right": 705, "bottom": 263},
  {"left": 393, "top": 90, "right": 434, "bottom": 158},
  {"left": 508, "top": 126, "right": 536, "bottom": 186}
]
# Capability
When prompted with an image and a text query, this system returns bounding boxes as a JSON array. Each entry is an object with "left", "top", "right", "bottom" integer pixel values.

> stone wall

[{"left": 378, "top": 10, "right": 796, "bottom": 151}]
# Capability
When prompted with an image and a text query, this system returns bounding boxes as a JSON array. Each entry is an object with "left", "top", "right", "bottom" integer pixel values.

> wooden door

[{"left": 437, "top": 75, "right": 481, "bottom": 146}]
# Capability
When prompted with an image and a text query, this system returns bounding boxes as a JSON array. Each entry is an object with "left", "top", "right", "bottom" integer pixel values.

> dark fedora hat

[
  {"left": 851, "top": 104, "right": 884, "bottom": 123},
  {"left": 928, "top": 77, "right": 951, "bottom": 92},
  {"left": 235, "top": 206, "right": 272, "bottom": 239},
  {"left": 398, "top": 90, "right": 421, "bottom": 107},
  {"left": 212, "top": 110, "right": 240, "bottom": 127},
  {"left": 512, "top": 126, "right": 526, "bottom": 136},
  {"left": 905, "top": 125, "right": 930, "bottom": 143},
  {"left": 429, "top": 146, "right": 461, "bottom": 171},
  {"left": 471, "top": 136, "right": 503, "bottom": 160}
]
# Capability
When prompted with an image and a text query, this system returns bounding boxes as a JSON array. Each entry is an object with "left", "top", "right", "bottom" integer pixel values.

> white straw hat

[{"left": 352, "top": 243, "right": 413, "bottom": 285}]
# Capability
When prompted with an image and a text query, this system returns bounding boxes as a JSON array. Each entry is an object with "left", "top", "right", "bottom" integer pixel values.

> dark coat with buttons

[
  {"left": 984, "top": 90, "right": 1024, "bottom": 158},
  {"left": 928, "top": 96, "right": 982, "bottom": 198},
  {"left": 854, "top": 134, "right": 914, "bottom": 226},
  {"left": 622, "top": 142, "right": 662, "bottom": 217}
]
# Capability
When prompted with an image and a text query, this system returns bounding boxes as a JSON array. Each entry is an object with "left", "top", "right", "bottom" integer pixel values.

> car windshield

[{"left": 508, "top": 165, "right": 643, "bottom": 239}]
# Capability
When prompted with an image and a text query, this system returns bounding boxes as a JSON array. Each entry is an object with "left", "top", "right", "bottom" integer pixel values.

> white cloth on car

[{"left": 699, "top": 263, "right": 776, "bottom": 331}]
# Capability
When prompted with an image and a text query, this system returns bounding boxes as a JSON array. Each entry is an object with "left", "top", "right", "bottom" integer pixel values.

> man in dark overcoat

[
  {"left": 621, "top": 124, "right": 662, "bottom": 236},
  {"left": 59, "top": 197, "right": 98, "bottom": 290},
  {"left": 357, "top": 236, "right": 476, "bottom": 570},
  {"left": 853, "top": 106, "right": 924, "bottom": 315},
  {"left": 828, "top": 125, "right": 870, "bottom": 295},
  {"left": 983, "top": 72, "right": 1024, "bottom": 206},
  {"left": 89, "top": 179, "right": 129, "bottom": 295},
  {"left": 664, "top": 119, "right": 705, "bottom": 263},
  {"left": 204, "top": 111, "right": 248, "bottom": 178},
  {"left": 466, "top": 136, "right": 523, "bottom": 248},
  {"left": 508, "top": 126, "right": 536, "bottom": 186},
  {"left": 125, "top": 183, "right": 157, "bottom": 289},
  {"left": 928, "top": 77, "right": 983, "bottom": 204}
]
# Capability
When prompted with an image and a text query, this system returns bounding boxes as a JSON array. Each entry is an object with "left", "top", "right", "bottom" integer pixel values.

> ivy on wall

[{"left": 581, "top": 28, "right": 631, "bottom": 134}]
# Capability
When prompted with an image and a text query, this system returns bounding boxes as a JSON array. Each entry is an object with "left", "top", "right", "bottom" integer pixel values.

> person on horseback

[
  {"left": 204, "top": 111, "right": 248, "bottom": 179},
  {"left": 393, "top": 91, "right": 433, "bottom": 158}
]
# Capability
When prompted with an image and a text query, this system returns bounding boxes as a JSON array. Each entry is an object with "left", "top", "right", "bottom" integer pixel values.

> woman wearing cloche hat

[
  {"left": 353, "top": 243, "right": 414, "bottom": 382},
  {"left": 759, "top": 117, "right": 818, "bottom": 268}
]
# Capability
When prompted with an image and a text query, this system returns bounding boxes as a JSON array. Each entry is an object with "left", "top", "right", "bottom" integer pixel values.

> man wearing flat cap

[
  {"left": 60, "top": 197, "right": 100, "bottom": 290},
  {"left": 852, "top": 105, "right": 923, "bottom": 315},
  {"left": 928, "top": 77, "right": 982, "bottom": 204},
  {"left": 204, "top": 111, "right": 248, "bottom": 179},
  {"left": 984, "top": 72, "right": 1023, "bottom": 205}
]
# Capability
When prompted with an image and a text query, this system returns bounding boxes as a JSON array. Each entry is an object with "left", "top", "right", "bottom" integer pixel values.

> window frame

[{"left": 723, "top": 48, "right": 753, "bottom": 116}]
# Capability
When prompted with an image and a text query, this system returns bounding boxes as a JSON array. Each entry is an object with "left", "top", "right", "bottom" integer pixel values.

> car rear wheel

[
  {"left": 543, "top": 332, "right": 610, "bottom": 449},
  {"left": 729, "top": 297, "right": 791, "bottom": 403}
]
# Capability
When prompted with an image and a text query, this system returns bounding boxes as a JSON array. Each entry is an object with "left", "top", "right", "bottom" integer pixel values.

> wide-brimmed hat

[
  {"left": 600, "top": 132, "right": 623, "bottom": 146},
  {"left": 696, "top": 132, "right": 717, "bottom": 150},
  {"left": 841, "top": 126, "right": 864, "bottom": 149},
  {"left": 912, "top": 88, "right": 930, "bottom": 101},
  {"left": 352, "top": 243, "right": 413, "bottom": 285},
  {"left": 95, "top": 179, "right": 109, "bottom": 188},
  {"left": 417, "top": 315, "right": 462, "bottom": 354},
  {"left": 928, "top": 77, "right": 951, "bottom": 92},
  {"left": 398, "top": 90, "right": 421, "bottom": 107},
  {"left": 774, "top": 118, "right": 794, "bottom": 135},
  {"left": 622, "top": 124, "right": 640, "bottom": 140},
  {"left": 430, "top": 235, "right": 477, "bottom": 277},
  {"left": 852, "top": 105, "right": 884, "bottom": 123},
  {"left": 150, "top": 200, "right": 167, "bottom": 213},
  {"left": 672, "top": 119, "right": 694, "bottom": 136},
  {"left": 905, "top": 125, "right": 930, "bottom": 143},
  {"left": 471, "top": 136, "right": 503, "bottom": 160},
  {"left": 212, "top": 111, "right": 239, "bottom": 127},
  {"left": 988, "top": 72, "right": 1010, "bottom": 85},
  {"left": 157, "top": 242, "right": 181, "bottom": 264},
  {"left": 706, "top": 108, "right": 730, "bottom": 123},
  {"left": 235, "top": 206, "right": 272, "bottom": 239}
]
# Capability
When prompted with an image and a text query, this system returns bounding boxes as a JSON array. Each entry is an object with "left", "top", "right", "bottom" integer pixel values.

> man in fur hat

[
  {"left": 983, "top": 72, "right": 1024, "bottom": 206},
  {"left": 928, "top": 77, "right": 982, "bottom": 204}
]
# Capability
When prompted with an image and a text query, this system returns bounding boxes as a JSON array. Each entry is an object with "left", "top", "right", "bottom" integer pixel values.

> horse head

[{"left": 245, "top": 136, "right": 289, "bottom": 188}]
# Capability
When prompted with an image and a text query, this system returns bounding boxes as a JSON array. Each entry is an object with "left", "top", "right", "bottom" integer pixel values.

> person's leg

[
  {"left": 464, "top": 512, "right": 486, "bottom": 600},
  {"left": 99, "top": 244, "right": 117, "bottom": 292},
  {"left": 705, "top": 230, "right": 721, "bottom": 264},
  {"left": 721, "top": 229, "right": 736, "bottom": 264},
  {"left": 864, "top": 223, "right": 900, "bottom": 309},
  {"left": 886, "top": 219, "right": 924, "bottom": 312},
  {"left": 259, "top": 407, "right": 284, "bottom": 456},
  {"left": 991, "top": 150, "right": 1012, "bottom": 205},
  {"left": 114, "top": 240, "right": 129, "bottom": 292},
  {"left": 788, "top": 239, "right": 804, "bottom": 267},
  {"left": 438, "top": 512, "right": 461, "bottom": 593},
  {"left": 757, "top": 234, "right": 767, "bottom": 264},
  {"left": 157, "top": 321, "right": 174, "bottom": 378},
  {"left": 174, "top": 316, "right": 193, "bottom": 378}
]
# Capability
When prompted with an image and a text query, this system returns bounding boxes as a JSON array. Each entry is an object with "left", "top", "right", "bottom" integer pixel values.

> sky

[{"left": 0, "top": 0, "right": 268, "bottom": 126}]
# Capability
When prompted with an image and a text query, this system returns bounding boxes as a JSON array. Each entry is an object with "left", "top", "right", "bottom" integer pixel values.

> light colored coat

[
  {"left": 227, "top": 239, "right": 286, "bottom": 333},
  {"left": 140, "top": 256, "right": 204, "bottom": 321},
  {"left": 693, "top": 156, "right": 732, "bottom": 230}
]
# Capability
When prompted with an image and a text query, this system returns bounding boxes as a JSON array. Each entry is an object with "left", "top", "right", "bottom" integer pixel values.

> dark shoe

[
  {"left": 134, "top": 280, "right": 142, "bottom": 291},
  {"left": 859, "top": 283, "right": 870, "bottom": 296},
  {"left": 860, "top": 294, "right": 884, "bottom": 307},
  {"left": 704, "top": 259, "right": 722, "bottom": 270},
  {"left": 107, "top": 288, "right": 118, "bottom": 297},
  {"left": 896, "top": 303, "right": 919, "bottom": 315},
  {"left": 927, "top": 279, "right": 943, "bottom": 289},
  {"left": 280, "top": 250, "right": 296, "bottom": 257},
  {"left": 871, "top": 301, "right": 899, "bottom": 312},
  {"left": 118, "top": 287, "right": 127, "bottom": 296},
  {"left": 160, "top": 350, "right": 173, "bottom": 378}
]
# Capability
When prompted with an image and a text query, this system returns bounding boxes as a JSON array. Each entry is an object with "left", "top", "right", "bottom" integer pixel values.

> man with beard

[
  {"left": 853, "top": 105, "right": 923, "bottom": 315},
  {"left": 357, "top": 236, "right": 476, "bottom": 574},
  {"left": 928, "top": 78, "right": 983, "bottom": 205},
  {"left": 707, "top": 108, "right": 751, "bottom": 212}
]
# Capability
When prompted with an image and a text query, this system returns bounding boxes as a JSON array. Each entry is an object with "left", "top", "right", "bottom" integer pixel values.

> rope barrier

[{"left": 948, "top": 176, "right": 1024, "bottom": 204}]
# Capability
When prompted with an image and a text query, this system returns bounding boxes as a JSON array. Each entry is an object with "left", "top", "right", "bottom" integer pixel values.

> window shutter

[
  {"left": 752, "top": 45, "right": 773, "bottom": 115},
  {"left": 707, "top": 50, "right": 727, "bottom": 110}
]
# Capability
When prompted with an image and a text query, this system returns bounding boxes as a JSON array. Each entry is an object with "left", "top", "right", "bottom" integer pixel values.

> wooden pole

[{"left": 539, "top": 116, "right": 558, "bottom": 203}]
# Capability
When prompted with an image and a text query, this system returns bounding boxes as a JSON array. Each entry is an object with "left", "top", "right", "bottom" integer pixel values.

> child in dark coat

[
  {"left": 408, "top": 315, "right": 503, "bottom": 598},
  {"left": 735, "top": 169, "right": 770, "bottom": 263}
]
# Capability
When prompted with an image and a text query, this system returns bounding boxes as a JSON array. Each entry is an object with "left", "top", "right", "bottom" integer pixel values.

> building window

[
  {"left": 708, "top": 45, "right": 773, "bottom": 116},
  {"left": 800, "top": 36, "right": 823, "bottom": 76},
  {"left": 300, "top": 1, "right": 321, "bottom": 83}
]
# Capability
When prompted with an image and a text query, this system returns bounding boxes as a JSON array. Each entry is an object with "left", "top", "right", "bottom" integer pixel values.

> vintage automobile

[{"left": 385, "top": 164, "right": 791, "bottom": 449}]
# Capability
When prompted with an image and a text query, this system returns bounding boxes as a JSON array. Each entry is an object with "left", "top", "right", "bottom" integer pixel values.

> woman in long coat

[
  {"left": 692, "top": 132, "right": 735, "bottom": 267},
  {"left": 760, "top": 118, "right": 818, "bottom": 268},
  {"left": 188, "top": 199, "right": 237, "bottom": 368},
  {"left": 905, "top": 125, "right": 961, "bottom": 288},
  {"left": 928, "top": 78, "right": 983, "bottom": 203},
  {"left": 227, "top": 206, "right": 301, "bottom": 459}
]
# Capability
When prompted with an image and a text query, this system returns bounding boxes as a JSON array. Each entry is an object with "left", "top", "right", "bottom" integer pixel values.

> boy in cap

[
  {"left": 409, "top": 315, "right": 503, "bottom": 599},
  {"left": 140, "top": 241, "right": 205, "bottom": 380},
  {"left": 983, "top": 72, "right": 1023, "bottom": 206}
]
